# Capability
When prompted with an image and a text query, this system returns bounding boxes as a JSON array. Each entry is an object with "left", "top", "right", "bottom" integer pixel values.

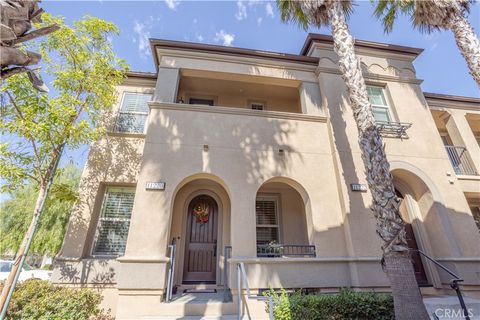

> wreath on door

[{"left": 193, "top": 201, "right": 210, "bottom": 223}]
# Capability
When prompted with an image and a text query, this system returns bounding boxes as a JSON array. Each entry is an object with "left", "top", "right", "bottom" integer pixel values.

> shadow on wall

[{"left": 56, "top": 106, "right": 144, "bottom": 284}]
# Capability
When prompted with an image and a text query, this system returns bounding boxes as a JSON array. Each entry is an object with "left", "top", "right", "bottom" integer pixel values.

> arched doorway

[
  {"left": 395, "top": 189, "right": 429, "bottom": 286},
  {"left": 183, "top": 194, "right": 218, "bottom": 283},
  {"left": 169, "top": 174, "right": 231, "bottom": 287}
]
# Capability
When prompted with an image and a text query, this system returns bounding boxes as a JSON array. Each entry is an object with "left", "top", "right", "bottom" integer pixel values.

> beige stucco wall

[{"left": 54, "top": 39, "right": 480, "bottom": 318}]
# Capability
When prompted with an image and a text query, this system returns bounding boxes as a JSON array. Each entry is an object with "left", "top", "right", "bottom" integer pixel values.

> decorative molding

[
  {"left": 360, "top": 62, "right": 416, "bottom": 79},
  {"left": 315, "top": 65, "right": 423, "bottom": 84},
  {"left": 149, "top": 102, "right": 328, "bottom": 123},
  {"left": 156, "top": 48, "right": 318, "bottom": 75},
  {"left": 427, "top": 103, "right": 480, "bottom": 112}
]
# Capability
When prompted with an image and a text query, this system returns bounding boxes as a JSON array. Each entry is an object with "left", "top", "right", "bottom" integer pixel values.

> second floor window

[
  {"left": 115, "top": 92, "right": 152, "bottom": 133},
  {"left": 367, "top": 86, "right": 391, "bottom": 123},
  {"left": 92, "top": 187, "right": 135, "bottom": 256}
]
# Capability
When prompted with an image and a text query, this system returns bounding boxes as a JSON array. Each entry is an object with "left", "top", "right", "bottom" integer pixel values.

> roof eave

[
  {"left": 149, "top": 38, "right": 319, "bottom": 71},
  {"left": 300, "top": 33, "right": 424, "bottom": 57}
]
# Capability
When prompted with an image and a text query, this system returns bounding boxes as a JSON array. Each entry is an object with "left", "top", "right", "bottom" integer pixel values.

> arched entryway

[
  {"left": 395, "top": 188, "right": 429, "bottom": 286},
  {"left": 391, "top": 167, "right": 443, "bottom": 287},
  {"left": 255, "top": 177, "right": 312, "bottom": 257},
  {"left": 170, "top": 174, "right": 231, "bottom": 286},
  {"left": 183, "top": 194, "right": 218, "bottom": 283}
]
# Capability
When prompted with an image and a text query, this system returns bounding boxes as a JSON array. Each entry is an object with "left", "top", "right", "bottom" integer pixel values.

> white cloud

[
  {"left": 235, "top": 1, "right": 247, "bottom": 20},
  {"left": 214, "top": 30, "right": 235, "bottom": 46},
  {"left": 133, "top": 21, "right": 152, "bottom": 59},
  {"left": 265, "top": 2, "right": 274, "bottom": 18},
  {"left": 196, "top": 34, "right": 204, "bottom": 42},
  {"left": 257, "top": 17, "right": 263, "bottom": 25},
  {"left": 193, "top": 18, "right": 198, "bottom": 24},
  {"left": 164, "top": 0, "right": 180, "bottom": 10}
]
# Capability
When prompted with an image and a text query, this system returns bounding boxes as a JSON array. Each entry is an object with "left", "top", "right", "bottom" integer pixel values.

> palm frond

[{"left": 276, "top": 0, "right": 354, "bottom": 29}]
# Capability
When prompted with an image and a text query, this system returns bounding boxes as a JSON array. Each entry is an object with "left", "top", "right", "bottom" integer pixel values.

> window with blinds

[
  {"left": 115, "top": 92, "right": 152, "bottom": 133},
  {"left": 367, "top": 86, "right": 391, "bottom": 123},
  {"left": 256, "top": 197, "right": 280, "bottom": 245},
  {"left": 92, "top": 187, "right": 135, "bottom": 256}
]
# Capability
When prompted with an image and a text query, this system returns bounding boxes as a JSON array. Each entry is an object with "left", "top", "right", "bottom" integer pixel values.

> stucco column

[
  {"left": 445, "top": 111, "right": 480, "bottom": 174},
  {"left": 299, "top": 81, "right": 323, "bottom": 115},
  {"left": 230, "top": 188, "right": 256, "bottom": 258},
  {"left": 154, "top": 67, "right": 180, "bottom": 103}
]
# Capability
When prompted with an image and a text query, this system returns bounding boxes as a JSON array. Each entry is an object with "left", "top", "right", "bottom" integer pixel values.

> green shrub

[
  {"left": 1, "top": 279, "right": 113, "bottom": 320},
  {"left": 265, "top": 288, "right": 394, "bottom": 320}
]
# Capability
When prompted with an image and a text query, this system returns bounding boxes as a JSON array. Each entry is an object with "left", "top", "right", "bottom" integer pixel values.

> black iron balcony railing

[
  {"left": 444, "top": 145, "right": 478, "bottom": 176},
  {"left": 256, "top": 244, "right": 316, "bottom": 258},
  {"left": 376, "top": 121, "right": 412, "bottom": 139}
]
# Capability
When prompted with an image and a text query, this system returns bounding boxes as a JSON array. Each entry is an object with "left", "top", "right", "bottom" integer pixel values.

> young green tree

[
  {"left": 277, "top": 1, "right": 429, "bottom": 319},
  {"left": 0, "top": 14, "right": 127, "bottom": 314},
  {"left": 0, "top": 164, "right": 81, "bottom": 257}
]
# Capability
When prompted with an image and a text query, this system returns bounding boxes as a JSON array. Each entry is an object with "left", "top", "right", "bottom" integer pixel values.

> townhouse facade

[{"left": 52, "top": 33, "right": 480, "bottom": 319}]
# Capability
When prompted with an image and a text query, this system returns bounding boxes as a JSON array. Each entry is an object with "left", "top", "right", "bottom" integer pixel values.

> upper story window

[
  {"left": 115, "top": 92, "right": 152, "bottom": 134},
  {"left": 367, "top": 85, "right": 391, "bottom": 123},
  {"left": 250, "top": 102, "right": 265, "bottom": 110},
  {"left": 256, "top": 196, "right": 280, "bottom": 245},
  {"left": 189, "top": 98, "right": 214, "bottom": 106},
  {"left": 92, "top": 187, "right": 135, "bottom": 256}
]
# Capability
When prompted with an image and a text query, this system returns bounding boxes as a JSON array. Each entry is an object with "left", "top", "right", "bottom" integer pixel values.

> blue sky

[
  {"left": 44, "top": 1, "right": 479, "bottom": 97},
  {"left": 2, "top": 1, "right": 479, "bottom": 201}
]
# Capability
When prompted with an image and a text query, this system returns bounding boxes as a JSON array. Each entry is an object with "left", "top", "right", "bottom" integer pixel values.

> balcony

[
  {"left": 376, "top": 121, "right": 412, "bottom": 139},
  {"left": 444, "top": 145, "right": 478, "bottom": 176},
  {"left": 256, "top": 244, "right": 316, "bottom": 258}
]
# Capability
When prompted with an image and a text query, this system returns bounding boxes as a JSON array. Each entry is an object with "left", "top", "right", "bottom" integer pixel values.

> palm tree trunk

[
  {"left": 327, "top": 1, "right": 429, "bottom": 319},
  {"left": 448, "top": 12, "right": 480, "bottom": 86}
]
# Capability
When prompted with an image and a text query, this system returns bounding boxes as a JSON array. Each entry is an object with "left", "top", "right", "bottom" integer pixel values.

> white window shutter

[{"left": 93, "top": 188, "right": 135, "bottom": 256}]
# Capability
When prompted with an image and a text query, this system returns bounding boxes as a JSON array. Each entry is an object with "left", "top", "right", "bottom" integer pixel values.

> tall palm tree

[
  {"left": 374, "top": 0, "right": 480, "bottom": 86},
  {"left": 277, "top": 1, "right": 429, "bottom": 319}
]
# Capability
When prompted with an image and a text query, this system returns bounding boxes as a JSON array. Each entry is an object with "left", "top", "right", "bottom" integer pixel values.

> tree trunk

[
  {"left": 384, "top": 252, "right": 430, "bottom": 320},
  {"left": 327, "top": 1, "right": 429, "bottom": 319},
  {"left": 0, "top": 183, "right": 48, "bottom": 312},
  {"left": 448, "top": 12, "right": 480, "bottom": 86},
  {"left": 0, "top": 143, "right": 65, "bottom": 316}
]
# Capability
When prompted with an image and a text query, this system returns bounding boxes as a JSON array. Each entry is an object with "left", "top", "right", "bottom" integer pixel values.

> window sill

[
  {"left": 456, "top": 174, "right": 480, "bottom": 180},
  {"left": 107, "top": 131, "right": 146, "bottom": 139}
]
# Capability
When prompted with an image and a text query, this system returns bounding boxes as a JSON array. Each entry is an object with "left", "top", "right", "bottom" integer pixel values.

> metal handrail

[
  {"left": 237, "top": 262, "right": 273, "bottom": 320},
  {"left": 165, "top": 238, "right": 176, "bottom": 303},
  {"left": 223, "top": 246, "right": 232, "bottom": 302},
  {"left": 415, "top": 250, "right": 470, "bottom": 320}
]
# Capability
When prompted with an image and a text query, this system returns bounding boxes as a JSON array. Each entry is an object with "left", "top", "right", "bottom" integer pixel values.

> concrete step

[
  {"left": 423, "top": 295, "right": 480, "bottom": 319},
  {"left": 141, "top": 292, "right": 237, "bottom": 317}
]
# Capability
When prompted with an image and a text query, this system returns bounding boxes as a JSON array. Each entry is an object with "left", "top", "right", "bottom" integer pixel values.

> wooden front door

[{"left": 183, "top": 195, "right": 218, "bottom": 283}]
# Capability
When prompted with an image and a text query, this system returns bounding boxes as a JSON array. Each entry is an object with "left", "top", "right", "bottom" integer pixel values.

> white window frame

[
  {"left": 255, "top": 194, "right": 282, "bottom": 245},
  {"left": 114, "top": 92, "right": 152, "bottom": 134},
  {"left": 249, "top": 100, "right": 266, "bottom": 111},
  {"left": 366, "top": 85, "right": 392, "bottom": 124},
  {"left": 91, "top": 186, "right": 136, "bottom": 257}
]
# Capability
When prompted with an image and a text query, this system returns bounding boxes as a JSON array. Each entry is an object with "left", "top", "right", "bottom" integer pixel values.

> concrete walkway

[{"left": 423, "top": 295, "right": 480, "bottom": 319}]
